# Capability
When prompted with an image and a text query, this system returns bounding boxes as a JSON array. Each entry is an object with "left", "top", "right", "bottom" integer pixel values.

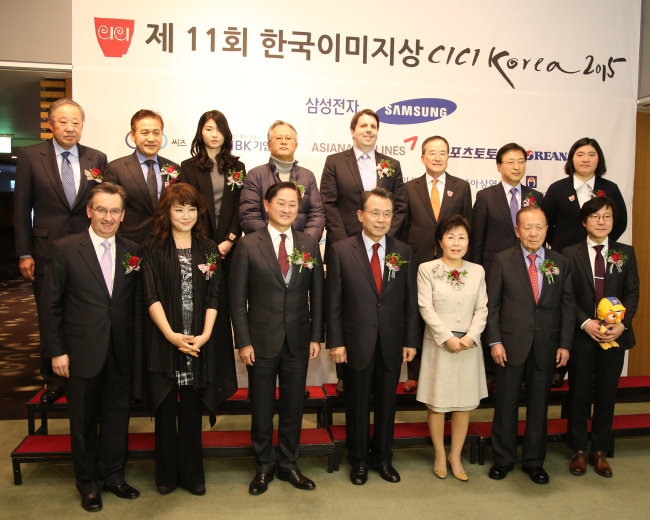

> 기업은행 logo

[{"left": 95, "top": 17, "right": 134, "bottom": 57}]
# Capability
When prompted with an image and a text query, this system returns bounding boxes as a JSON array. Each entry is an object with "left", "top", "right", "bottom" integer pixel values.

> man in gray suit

[
  {"left": 486, "top": 206, "right": 575, "bottom": 485},
  {"left": 230, "top": 181, "right": 324, "bottom": 495},
  {"left": 14, "top": 98, "right": 107, "bottom": 404}
]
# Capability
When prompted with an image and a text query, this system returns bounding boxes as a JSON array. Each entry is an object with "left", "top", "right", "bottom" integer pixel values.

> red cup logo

[{"left": 94, "top": 18, "right": 134, "bottom": 58}]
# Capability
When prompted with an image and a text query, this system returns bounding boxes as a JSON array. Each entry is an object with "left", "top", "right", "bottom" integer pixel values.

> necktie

[
  {"left": 527, "top": 253, "right": 539, "bottom": 304},
  {"left": 145, "top": 159, "right": 158, "bottom": 206},
  {"left": 360, "top": 154, "right": 375, "bottom": 192},
  {"left": 430, "top": 179, "right": 440, "bottom": 221},
  {"left": 371, "top": 243, "right": 382, "bottom": 294},
  {"left": 99, "top": 240, "right": 113, "bottom": 296},
  {"left": 509, "top": 187, "right": 518, "bottom": 228},
  {"left": 593, "top": 244, "right": 605, "bottom": 309},
  {"left": 60, "top": 151, "right": 76, "bottom": 208},
  {"left": 278, "top": 233, "right": 290, "bottom": 278}
]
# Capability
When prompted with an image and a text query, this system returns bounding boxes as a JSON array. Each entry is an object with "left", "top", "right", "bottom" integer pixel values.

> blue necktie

[
  {"left": 60, "top": 151, "right": 76, "bottom": 208},
  {"left": 509, "top": 187, "right": 518, "bottom": 229}
]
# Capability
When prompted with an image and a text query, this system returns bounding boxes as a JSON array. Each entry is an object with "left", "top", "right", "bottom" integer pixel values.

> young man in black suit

[
  {"left": 487, "top": 206, "right": 575, "bottom": 485},
  {"left": 562, "top": 196, "right": 639, "bottom": 478},
  {"left": 14, "top": 98, "right": 107, "bottom": 404},
  {"left": 40, "top": 183, "right": 140, "bottom": 512},
  {"left": 325, "top": 187, "right": 419, "bottom": 485},
  {"left": 400, "top": 135, "right": 472, "bottom": 392},
  {"left": 103, "top": 109, "right": 180, "bottom": 244},
  {"left": 230, "top": 182, "right": 324, "bottom": 495},
  {"left": 320, "top": 109, "right": 407, "bottom": 394}
]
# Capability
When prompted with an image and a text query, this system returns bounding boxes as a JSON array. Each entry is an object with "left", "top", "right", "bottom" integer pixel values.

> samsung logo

[{"left": 377, "top": 98, "right": 457, "bottom": 125}]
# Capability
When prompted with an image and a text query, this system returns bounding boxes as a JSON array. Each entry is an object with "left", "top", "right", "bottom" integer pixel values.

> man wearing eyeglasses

[
  {"left": 561, "top": 196, "right": 639, "bottom": 479},
  {"left": 240, "top": 120, "right": 325, "bottom": 241},
  {"left": 400, "top": 135, "right": 473, "bottom": 393},
  {"left": 40, "top": 182, "right": 141, "bottom": 512},
  {"left": 14, "top": 98, "right": 108, "bottom": 405},
  {"left": 230, "top": 182, "right": 323, "bottom": 495},
  {"left": 325, "top": 187, "right": 419, "bottom": 485}
]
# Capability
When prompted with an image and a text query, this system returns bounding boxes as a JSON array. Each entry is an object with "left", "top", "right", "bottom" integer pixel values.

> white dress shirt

[
  {"left": 574, "top": 174, "right": 595, "bottom": 208},
  {"left": 361, "top": 232, "right": 386, "bottom": 277},
  {"left": 136, "top": 149, "right": 163, "bottom": 198},
  {"left": 353, "top": 146, "right": 377, "bottom": 192},
  {"left": 52, "top": 139, "right": 81, "bottom": 194},
  {"left": 427, "top": 171, "right": 446, "bottom": 202},
  {"left": 88, "top": 226, "right": 116, "bottom": 293},
  {"left": 268, "top": 223, "right": 294, "bottom": 284},
  {"left": 501, "top": 181, "right": 521, "bottom": 207},
  {"left": 580, "top": 236, "right": 609, "bottom": 329}
]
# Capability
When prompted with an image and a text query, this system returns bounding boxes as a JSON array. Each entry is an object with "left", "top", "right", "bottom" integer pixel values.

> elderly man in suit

[
  {"left": 487, "top": 206, "right": 575, "bottom": 485},
  {"left": 103, "top": 109, "right": 180, "bottom": 244},
  {"left": 14, "top": 98, "right": 107, "bottom": 404},
  {"left": 40, "top": 182, "right": 140, "bottom": 512},
  {"left": 230, "top": 181, "right": 324, "bottom": 495},
  {"left": 239, "top": 120, "right": 325, "bottom": 241},
  {"left": 320, "top": 109, "right": 407, "bottom": 394},
  {"left": 400, "top": 135, "right": 472, "bottom": 393},
  {"left": 325, "top": 187, "right": 419, "bottom": 485},
  {"left": 562, "top": 196, "right": 639, "bottom": 478}
]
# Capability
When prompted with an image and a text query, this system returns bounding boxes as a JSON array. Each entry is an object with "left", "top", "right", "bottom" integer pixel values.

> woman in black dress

[{"left": 138, "top": 183, "right": 237, "bottom": 495}]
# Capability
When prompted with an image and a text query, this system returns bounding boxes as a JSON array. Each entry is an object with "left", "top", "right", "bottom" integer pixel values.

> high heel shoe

[
  {"left": 448, "top": 458, "right": 469, "bottom": 482},
  {"left": 433, "top": 460, "right": 447, "bottom": 479}
]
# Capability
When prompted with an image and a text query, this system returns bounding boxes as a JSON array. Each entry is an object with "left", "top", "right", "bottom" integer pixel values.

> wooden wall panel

[{"left": 629, "top": 112, "right": 650, "bottom": 375}]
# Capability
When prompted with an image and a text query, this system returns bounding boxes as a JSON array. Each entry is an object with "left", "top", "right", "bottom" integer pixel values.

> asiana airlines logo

[{"left": 376, "top": 98, "right": 457, "bottom": 125}]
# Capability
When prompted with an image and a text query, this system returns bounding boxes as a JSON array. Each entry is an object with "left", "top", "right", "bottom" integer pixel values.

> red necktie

[
  {"left": 593, "top": 244, "right": 605, "bottom": 309},
  {"left": 528, "top": 253, "right": 539, "bottom": 304},
  {"left": 278, "top": 233, "right": 289, "bottom": 277},
  {"left": 371, "top": 243, "right": 382, "bottom": 294}
]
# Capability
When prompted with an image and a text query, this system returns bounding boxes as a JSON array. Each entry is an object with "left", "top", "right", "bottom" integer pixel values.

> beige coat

[{"left": 415, "top": 259, "right": 488, "bottom": 412}]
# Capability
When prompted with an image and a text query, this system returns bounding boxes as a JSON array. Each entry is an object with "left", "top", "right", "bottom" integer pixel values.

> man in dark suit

[
  {"left": 400, "top": 135, "right": 472, "bottom": 392},
  {"left": 320, "top": 109, "right": 407, "bottom": 394},
  {"left": 469, "top": 142, "right": 544, "bottom": 391},
  {"left": 562, "top": 196, "right": 639, "bottom": 478},
  {"left": 40, "top": 183, "right": 140, "bottom": 512},
  {"left": 325, "top": 187, "right": 419, "bottom": 485},
  {"left": 230, "top": 182, "right": 324, "bottom": 495},
  {"left": 487, "top": 206, "right": 575, "bottom": 485},
  {"left": 14, "top": 98, "right": 107, "bottom": 404},
  {"left": 103, "top": 109, "right": 180, "bottom": 244},
  {"left": 240, "top": 120, "right": 325, "bottom": 241}
]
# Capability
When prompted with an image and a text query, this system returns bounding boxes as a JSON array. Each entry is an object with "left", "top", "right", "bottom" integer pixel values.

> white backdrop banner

[{"left": 72, "top": 0, "right": 641, "bottom": 385}]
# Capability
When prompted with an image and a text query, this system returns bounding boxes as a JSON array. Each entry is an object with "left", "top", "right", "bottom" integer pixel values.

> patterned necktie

[
  {"left": 528, "top": 253, "right": 539, "bottom": 304},
  {"left": 360, "top": 154, "right": 376, "bottom": 192},
  {"left": 278, "top": 233, "right": 290, "bottom": 278},
  {"left": 371, "top": 243, "right": 382, "bottom": 294},
  {"left": 99, "top": 240, "right": 113, "bottom": 296},
  {"left": 145, "top": 159, "right": 158, "bottom": 206},
  {"left": 60, "top": 151, "right": 76, "bottom": 208},
  {"left": 593, "top": 244, "right": 605, "bottom": 309},
  {"left": 430, "top": 179, "right": 440, "bottom": 221},
  {"left": 509, "top": 187, "right": 518, "bottom": 228}
]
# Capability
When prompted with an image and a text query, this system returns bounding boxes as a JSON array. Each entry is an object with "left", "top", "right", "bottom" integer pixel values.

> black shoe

[
  {"left": 304, "top": 388, "right": 311, "bottom": 399},
  {"left": 157, "top": 485, "right": 176, "bottom": 495},
  {"left": 376, "top": 465, "right": 401, "bottom": 483},
  {"left": 249, "top": 472, "right": 273, "bottom": 495},
  {"left": 189, "top": 484, "right": 206, "bottom": 496},
  {"left": 81, "top": 493, "right": 102, "bottom": 512},
  {"left": 105, "top": 482, "right": 140, "bottom": 499},
  {"left": 350, "top": 467, "right": 368, "bottom": 485},
  {"left": 552, "top": 373, "right": 564, "bottom": 389},
  {"left": 488, "top": 463, "right": 514, "bottom": 480},
  {"left": 522, "top": 465, "right": 550, "bottom": 485},
  {"left": 278, "top": 469, "right": 316, "bottom": 490},
  {"left": 40, "top": 385, "right": 64, "bottom": 404}
]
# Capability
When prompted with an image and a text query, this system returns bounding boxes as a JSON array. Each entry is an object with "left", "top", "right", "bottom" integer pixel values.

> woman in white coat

[{"left": 416, "top": 215, "right": 488, "bottom": 481}]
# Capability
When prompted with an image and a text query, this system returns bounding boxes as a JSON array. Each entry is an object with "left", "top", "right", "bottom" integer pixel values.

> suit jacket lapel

[
  {"left": 111, "top": 237, "right": 128, "bottom": 299},
  {"left": 493, "top": 184, "right": 517, "bottom": 237},
  {"left": 438, "top": 174, "right": 456, "bottom": 222},
  {"left": 565, "top": 177, "right": 581, "bottom": 218},
  {"left": 344, "top": 149, "right": 364, "bottom": 193},
  {"left": 510, "top": 248, "right": 536, "bottom": 304},
  {"left": 287, "top": 232, "right": 305, "bottom": 291},
  {"left": 352, "top": 234, "right": 379, "bottom": 296},
  {"left": 197, "top": 167, "right": 216, "bottom": 228},
  {"left": 41, "top": 141, "right": 69, "bottom": 208},
  {"left": 414, "top": 174, "right": 436, "bottom": 222},
  {"left": 126, "top": 152, "right": 154, "bottom": 211},
  {"left": 575, "top": 241, "right": 596, "bottom": 294},
  {"left": 78, "top": 232, "right": 110, "bottom": 298},
  {"left": 73, "top": 145, "right": 92, "bottom": 210},
  {"left": 257, "top": 228, "right": 287, "bottom": 286}
]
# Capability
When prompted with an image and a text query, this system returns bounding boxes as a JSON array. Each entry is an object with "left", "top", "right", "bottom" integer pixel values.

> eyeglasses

[
  {"left": 272, "top": 136, "right": 295, "bottom": 143},
  {"left": 365, "top": 210, "right": 393, "bottom": 219},
  {"left": 588, "top": 214, "right": 613, "bottom": 222},
  {"left": 504, "top": 160, "right": 526, "bottom": 166},
  {"left": 274, "top": 201, "right": 298, "bottom": 209},
  {"left": 51, "top": 119, "right": 82, "bottom": 129},
  {"left": 90, "top": 206, "right": 122, "bottom": 217}
]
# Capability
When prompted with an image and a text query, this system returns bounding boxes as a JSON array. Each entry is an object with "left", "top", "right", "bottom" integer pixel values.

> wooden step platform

[{"left": 607, "top": 413, "right": 650, "bottom": 456}]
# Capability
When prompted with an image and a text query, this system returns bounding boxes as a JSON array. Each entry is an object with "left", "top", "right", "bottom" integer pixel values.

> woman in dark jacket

[{"left": 137, "top": 183, "right": 237, "bottom": 496}]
